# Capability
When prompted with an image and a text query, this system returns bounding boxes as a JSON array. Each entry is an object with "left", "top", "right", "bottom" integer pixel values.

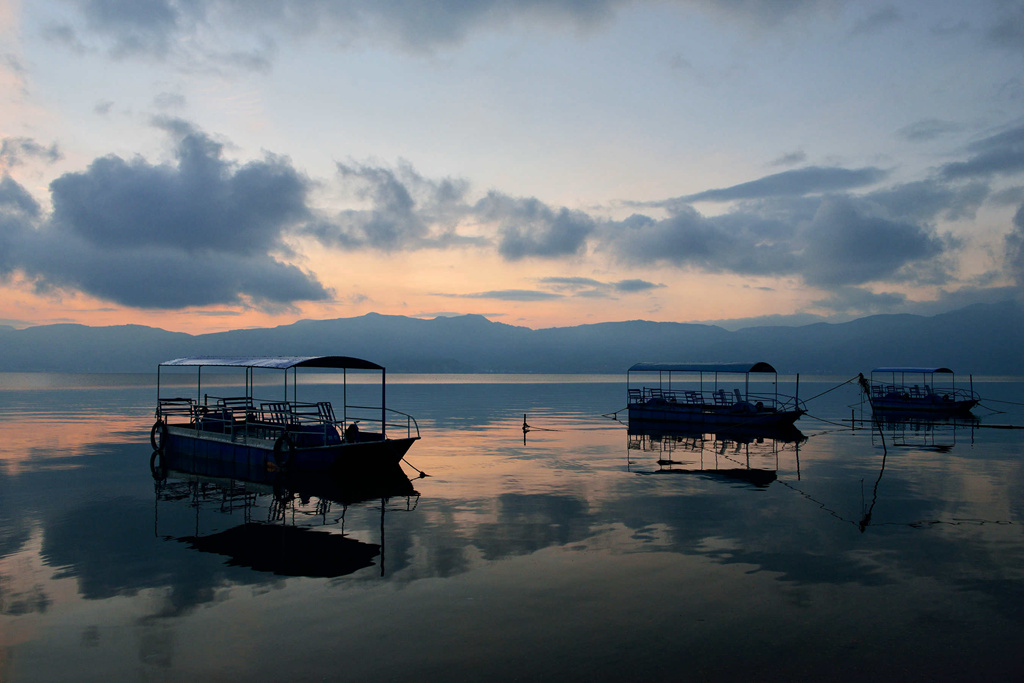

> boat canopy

[
  {"left": 871, "top": 367, "right": 954, "bottom": 375},
  {"left": 159, "top": 356, "right": 384, "bottom": 371},
  {"left": 629, "top": 362, "right": 778, "bottom": 374}
]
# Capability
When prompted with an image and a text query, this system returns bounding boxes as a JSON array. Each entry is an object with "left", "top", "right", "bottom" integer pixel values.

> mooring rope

[{"left": 801, "top": 375, "right": 862, "bottom": 403}]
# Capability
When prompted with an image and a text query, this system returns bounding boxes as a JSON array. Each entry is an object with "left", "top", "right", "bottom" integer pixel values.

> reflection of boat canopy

[
  {"left": 153, "top": 355, "right": 419, "bottom": 473},
  {"left": 864, "top": 367, "right": 979, "bottom": 416},
  {"left": 626, "top": 361, "right": 805, "bottom": 429}
]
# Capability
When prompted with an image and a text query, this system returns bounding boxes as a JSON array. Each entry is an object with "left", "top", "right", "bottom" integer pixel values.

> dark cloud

[
  {"left": 55, "top": 0, "right": 621, "bottom": 62},
  {"left": 940, "top": 123, "right": 1024, "bottom": 180},
  {"left": 678, "top": 166, "right": 888, "bottom": 203},
  {"left": 1006, "top": 203, "right": 1024, "bottom": 286},
  {"left": 799, "top": 197, "right": 946, "bottom": 287},
  {"left": 0, "top": 125, "right": 330, "bottom": 309},
  {"left": 49, "top": 130, "right": 309, "bottom": 256},
  {"left": 609, "top": 205, "right": 799, "bottom": 276},
  {"left": 537, "top": 276, "right": 662, "bottom": 297},
  {"left": 0, "top": 138, "right": 63, "bottom": 167},
  {"left": 986, "top": 2, "right": 1024, "bottom": 51},
  {"left": 864, "top": 180, "right": 988, "bottom": 223},
  {"left": 78, "top": 0, "right": 188, "bottom": 58},
  {"left": 0, "top": 176, "right": 43, "bottom": 218},
  {"left": 476, "top": 192, "right": 596, "bottom": 260},
  {"left": 614, "top": 279, "right": 662, "bottom": 292}
]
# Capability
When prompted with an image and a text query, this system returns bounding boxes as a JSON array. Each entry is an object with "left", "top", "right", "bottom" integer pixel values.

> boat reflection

[
  {"left": 867, "top": 413, "right": 979, "bottom": 452},
  {"left": 151, "top": 448, "right": 419, "bottom": 578},
  {"left": 627, "top": 422, "right": 807, "bottom": 488}
]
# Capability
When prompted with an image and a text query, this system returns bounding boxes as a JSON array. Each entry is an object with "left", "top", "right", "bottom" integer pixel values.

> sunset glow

[{"left": 2, "top": 1, "right": 1023, "bottom": 334}]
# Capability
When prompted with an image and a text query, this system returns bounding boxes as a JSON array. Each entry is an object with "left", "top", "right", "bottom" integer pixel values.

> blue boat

[
  {"left": 150, "top": 356, "right": 419, "bottom": 473},
  {"left": 626, "top": 361, "right": 806, "bottom": 430},
  {"left": 861, "top": 367, "right": 979, "bottom": 416}
]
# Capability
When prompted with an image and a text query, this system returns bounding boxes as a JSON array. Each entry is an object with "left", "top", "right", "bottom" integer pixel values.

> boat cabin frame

[
  {"left": 626, "top": 361, "right": 799, "bottom": 412},
  {"left": 866, "top": 366, "right": 978, "bottom": 415}
]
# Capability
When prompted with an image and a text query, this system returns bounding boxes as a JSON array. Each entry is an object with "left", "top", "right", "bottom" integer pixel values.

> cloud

[
  {"left": 540, "top": 277, "right": 605, "bottom": 290},
  {"left": 538, "top": 276, "right": 663, "bottom": 298},
  {"left": 896, "top": 119, "right": 964, "bottom": 143},
  {"left": 798, "top": 196, "right": 947, "bottom": 287},
  {"left": 676, "top": 166, "right": 888, "bottom": 203},
  {"left": 477, "top": 192, "right": 596, "bottom": 260},
  {"left": 0, "top": 176, "right": 42, "bottom": 218},
  {"left": 0, "top": 123, "right": 330, "bottom": 309},
  {"left": 863, "top": 180, "right": 988, "bottom": 223},
  {"left": 459, "top": 289, "right": 563, "bottom": 301},
  {"left": 51, "top": 0, "right": 623, "bottom": 62},
  {"left": 0, "top": 138, "right": 63, "bottom": 168},
  {"left": 768, "top": 151, "right": 807, "bottom": 167},
  {"left": 614, "top": 279, "right": 662, "bottom": 292},
  {"left": 607, "top": 205, "right": 799, "bottom": 276},
  {"left": 307, "top": 160, "right": 474, "bottom": 251},
  {"left": 986, "top": 2, "right": 1024, "bottom": 51},
  {"left": 76, "top": 0, "right": 187, "bottom": 58},
  {"left": 939, "top": 123, "right": 1024, "bottom": 180},
  {"left": 811, "top": 286, "right": 908, "bottom": 314},
  {"left": 303, "top": 159, "right": 594, "bottom": 259}
]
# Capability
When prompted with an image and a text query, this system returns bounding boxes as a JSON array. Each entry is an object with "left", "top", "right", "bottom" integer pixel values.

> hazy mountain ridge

[{"left": 0, "top": 301, "right": 1020, "bottom": 374}]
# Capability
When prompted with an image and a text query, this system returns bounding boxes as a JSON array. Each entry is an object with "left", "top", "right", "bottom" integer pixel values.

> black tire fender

[
  {"left": 150, "top": 420, "right": 168, "bottom": 452},
  {"left": 150, "top": 450, "right": 167, "bottom": 481},
  {"left": 273, "top": 435, "right": 295, "bottom": 468}
]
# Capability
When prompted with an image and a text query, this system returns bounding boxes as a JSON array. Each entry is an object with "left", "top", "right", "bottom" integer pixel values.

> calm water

[{"left": 1, "top": 374, "right": 1023, "bottom": 681}]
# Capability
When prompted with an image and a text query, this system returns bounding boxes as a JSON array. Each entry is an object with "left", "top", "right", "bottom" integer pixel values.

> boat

[
  {"left": 859, "top": 367, "right": 979, "bottom": 416},
  {"left": 150, "top": 356, "right": 419, "bottom": 473},
  {"left": 626, "top": 362, "right": 806, "bottom": 429}
]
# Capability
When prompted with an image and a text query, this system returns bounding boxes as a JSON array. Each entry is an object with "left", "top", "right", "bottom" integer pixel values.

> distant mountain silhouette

[{"left": 1, "top": 301, "right": 1021, "bottom": 375}]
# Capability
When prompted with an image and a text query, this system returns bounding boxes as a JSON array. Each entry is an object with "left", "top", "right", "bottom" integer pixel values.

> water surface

[{"left": 1, "top": 374, "right": 1023, "bottom": 681}]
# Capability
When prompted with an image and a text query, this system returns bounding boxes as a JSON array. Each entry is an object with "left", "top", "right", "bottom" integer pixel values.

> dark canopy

[
  {"left": 628, "top": 362, "right": 778, "bottom": 374},
  {"left": 159, "top": 356, "right": 384, "bottom": 370}
]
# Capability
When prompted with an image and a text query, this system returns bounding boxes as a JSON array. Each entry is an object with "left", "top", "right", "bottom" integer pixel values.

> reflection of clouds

[
  {"left": 0, "top": 527, "right": 52, "bottom": 618},
  {"left": 42, "top": 497, "right": 278, "bottom": 615}
]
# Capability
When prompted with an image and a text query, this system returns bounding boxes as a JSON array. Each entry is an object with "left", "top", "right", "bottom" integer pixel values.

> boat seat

[
  {"left": 217, "top": 396, "right": 254, "bottom": 422},
  {"left": 684, "top": 390, "right": 704, "bottom": 404},
  {"left": 734, "top": 389, "right": 743, "bottom": 403},
  {"left": 628, "top": 389, "right": 643, "bottom": 404},
  {"left": 317, "top": 401, "right": 337, "bottom": 424},
  {"left": 714, "top": 389, "right": 730, "bottom": 405},
  {"left": 260, "top": 402, "right": 293, "bottom": 426}
]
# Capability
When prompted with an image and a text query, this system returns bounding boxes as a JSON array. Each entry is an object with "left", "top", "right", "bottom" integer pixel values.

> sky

[{"left": 1, "top": 0, "right": 1023, "bottom": 333}]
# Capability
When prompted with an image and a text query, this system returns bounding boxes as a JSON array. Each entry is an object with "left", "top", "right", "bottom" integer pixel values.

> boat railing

[
  {"left": 156, "top": 397, "right": 196, "bottom": 422},
  {"left": 631, "top": 386, "right": 803, "bottom": 412},
  {"left": 872, "top": 383, "right": 979, "bottom": 402},
  {"left": 344, "top": 404, "right": 421, "bottom": 440}
]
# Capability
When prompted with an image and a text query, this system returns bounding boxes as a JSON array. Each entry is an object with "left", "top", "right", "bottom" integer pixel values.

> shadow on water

[
  {"left": 625, "top": 420, "right": 807, "bottom": 488},
  {"left": 151, "top": 448, "right": 419, "bottom": 578}
]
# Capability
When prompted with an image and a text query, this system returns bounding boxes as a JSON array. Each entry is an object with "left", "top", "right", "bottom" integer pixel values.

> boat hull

[
  {"left": 869, "top": 398, "right": 978, "bottom": 416},
  {"left": 163, "top": 425, "right": 416, "bottom": 475},
  {"left": 628, "top": 403, "right": 804, "bottom": 429}
]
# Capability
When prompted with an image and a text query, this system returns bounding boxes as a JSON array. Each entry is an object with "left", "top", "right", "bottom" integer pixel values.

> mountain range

[{"left": 1, "top": 300, "right": 1021, "bottom": 375}]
